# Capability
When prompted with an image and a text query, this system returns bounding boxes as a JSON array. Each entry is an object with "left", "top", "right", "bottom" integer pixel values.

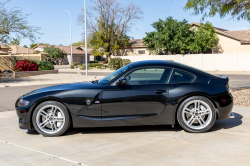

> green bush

[
  {"left": 94, "top": 60, "right": 98, "bottom": 63},
  {"left": 33, "top": 60, "right": 54, "bottom": 71},
  {"left": 70, "top": 65, "right": 74, "bottom": 69},
  {"left": 80, "top": 64, "right": 90, "bottom": 70},
  {"left": 109, "top": 58, "right": 131, "bottom": 70},
  {"left": 88, "top": 63, "right": 103, "bottom": 68}
]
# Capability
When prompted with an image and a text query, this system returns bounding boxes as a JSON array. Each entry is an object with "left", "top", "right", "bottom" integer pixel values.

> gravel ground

[{"left": 230, "top": 88, "right": 250, "bottom": 106}]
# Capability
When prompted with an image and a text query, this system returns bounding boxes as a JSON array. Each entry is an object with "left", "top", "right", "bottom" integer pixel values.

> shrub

[
  {"left": 80, "top": 64, "right": 90, "bottom": 70},
  {"left": 79, "top": 63, "right": 83, "bottom": 66},
  {"left": 97, "top": 65, "right": 106, "bottom": 69},
  {"left": 14, "top": 59, "right": 39, "bottom": 71},
  {"left": 70, "top": 65, "right": 74, "bottom": 69},
  {"left": 34, "top": 60, "right": 54, "bottom": 71},
  {"left": 89, "top": 63, "right": 103, "bottom": 68},
  {"left": 73, "top": 61, "right": 79, "bottom": 67},
  {"left": 109, "top": 58, "right": 131, "bottom": 70},
  {"left": 94, "top": 60, "right": 98, "bottom": 63}
]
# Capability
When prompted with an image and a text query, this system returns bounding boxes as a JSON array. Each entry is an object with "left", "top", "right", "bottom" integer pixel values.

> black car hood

[{"left": 24, "top": 82, "right": 101, "bottom": 96}]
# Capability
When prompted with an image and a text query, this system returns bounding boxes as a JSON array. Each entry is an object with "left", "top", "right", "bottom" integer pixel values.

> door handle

[{"left": 155, "top": 90, "right": 166, "bottom": 94}]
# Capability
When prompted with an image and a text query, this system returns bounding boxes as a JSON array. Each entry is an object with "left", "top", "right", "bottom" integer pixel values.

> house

[
  {"left": 0, "top": 44, "right": 9, "bottom": 55},
  {"left": 0, "top": 44, "right": 47, "bottom": 57},
  {"left": 113, "top": 39, "right": 149, "bottom": 56},
  {"left": 114, "top": 23, "right": 250, "bottom": 56},
  {"left": 191, "top": 22, "right": 250, "bottom": 54},
  {"left": 33, "top": 45, "right": 93, "bottom": 64}
]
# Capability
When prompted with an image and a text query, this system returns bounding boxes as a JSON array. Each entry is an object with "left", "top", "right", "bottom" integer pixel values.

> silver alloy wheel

[
  {"left": 36, "top": 105, "right": 65, "bottom": 134},
  {"left": 182, "top": 100, "right": 212, "bottom": 130}
]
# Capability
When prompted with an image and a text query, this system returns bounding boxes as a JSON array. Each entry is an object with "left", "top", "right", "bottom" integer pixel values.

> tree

[
  {"left": 30, "top": 43, "right": 49, "bottom": 48},
  {"left": 77, "top": 0, "right": 143, "bottom": 58},
  {"left": 23, "top": 45, "right": 28, "bottom": 48},
  {"left": 0, "top": 0, "right": 42, "bottom": 44},
  {"left": 72, "top": 41, "right": 84, "bottom": 46},
  {"left": 43, "top": 46, "right": 65, "bottom": 65},
  {"left": 143, "top": 17, "right": 195, "bottom": 54},
  {"left": 33, "top": 50, "right": 41, "bottom": 54},
  {"left": 185, "top": 0, "right": 250, "bottom": 21},
  {"left": 10, "top": 38, "right": 20, "bottom": 45},
  {"left": 189, "top": 22, "right": 219, "bottom": 53}
]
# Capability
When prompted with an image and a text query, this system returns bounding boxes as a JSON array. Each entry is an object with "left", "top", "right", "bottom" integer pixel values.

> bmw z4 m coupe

[{"left": 16, "top": 60, "right": 233, "bottom": 137}]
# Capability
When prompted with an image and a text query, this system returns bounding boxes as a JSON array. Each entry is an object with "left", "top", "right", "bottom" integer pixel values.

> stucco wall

[
  {"left": 114, "top": 47, "right": 150, "bottom": 56},
  {"left": 216, "top": 34, "right": 250, "bottom": 53},
  {"left": 112, "top": 53, "right": 250, "bottom": 71}
]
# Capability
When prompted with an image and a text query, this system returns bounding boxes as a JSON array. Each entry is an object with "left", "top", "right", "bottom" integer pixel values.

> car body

[{"left": 16, "top": 60, "right": 233, "bottom": 136}]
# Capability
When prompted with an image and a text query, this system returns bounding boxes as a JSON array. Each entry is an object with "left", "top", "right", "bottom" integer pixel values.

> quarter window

[
  {"left": 126, "top": 68, "right": 172, "bottom": 85},
  {"left": 169, "top": 69, "right": 195, "bottom": 84}
]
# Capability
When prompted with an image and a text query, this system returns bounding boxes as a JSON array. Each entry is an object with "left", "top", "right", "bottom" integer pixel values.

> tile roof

[
  {"left": 226, "top": 30, "right": 250, "bottom": 41},
  {"left": 34, "top": 45, "right": 93, "bottom": 55},
  {"left": 0, "top": 44, "right": 10, "bottom": 49},
  {"left": 129, "top": 39, "right": 145, "bottom": 47},
  {"left": 8, "top": 45, "right": 47, "bottom": 55}
]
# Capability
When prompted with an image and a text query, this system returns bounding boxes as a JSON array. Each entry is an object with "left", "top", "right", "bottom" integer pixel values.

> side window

[
  {"left": 126, "top": 68, "right": 172, "bottom": 85},
  {"left": 169, "top": 69, "right": 195, "bottom": 84}
]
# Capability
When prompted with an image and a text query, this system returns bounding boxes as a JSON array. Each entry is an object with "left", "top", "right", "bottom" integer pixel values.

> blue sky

[{"left": 5, "top": 0, "right": 250, "bottom": 47}]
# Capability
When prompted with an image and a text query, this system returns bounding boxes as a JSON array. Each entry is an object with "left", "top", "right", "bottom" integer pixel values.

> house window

[{"left": 138, "top": 50, "right": 145, "bottom": 54}]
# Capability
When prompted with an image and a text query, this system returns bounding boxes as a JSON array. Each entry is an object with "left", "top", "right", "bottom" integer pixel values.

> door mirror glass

[
  {"left": 116, "top": 78, "right": 127, "bottom": 86},
  {"left": 118, "top": 78, "right": 127, "bottom": 85}
]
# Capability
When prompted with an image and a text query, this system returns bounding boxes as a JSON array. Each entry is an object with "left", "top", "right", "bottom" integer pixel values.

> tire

[
  {"left": 32, "top": 101, "right": 71, "bottom": 137},
  {"left": 177, "top": 96, "right": 216, "bottom": 133}
]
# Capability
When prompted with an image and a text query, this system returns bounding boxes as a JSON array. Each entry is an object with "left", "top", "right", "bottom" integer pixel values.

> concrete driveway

[{"left": 0, "top": 106, "right": 249, "bottom": 166}]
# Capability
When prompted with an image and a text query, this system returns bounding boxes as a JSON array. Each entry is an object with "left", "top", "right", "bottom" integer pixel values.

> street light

[
  {"left": 61, "top": 10, "right": 73, "bottom": 66},
  {"left": 84, "top": 0, "right": 88, "bottom": 75}
]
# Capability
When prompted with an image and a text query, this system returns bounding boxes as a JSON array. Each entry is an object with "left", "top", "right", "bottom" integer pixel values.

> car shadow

[
  {"left": 209, "top": 112, "right": 243, "bottom": 132},
  {"left": 26, "top": 128, "right": 39, "bottom": 135},
  {"left": 26, "top": 113, "right": 243, "bottom": 136},
  {"left": 63, "top": 124, "right": 183, "bottom": 136}
]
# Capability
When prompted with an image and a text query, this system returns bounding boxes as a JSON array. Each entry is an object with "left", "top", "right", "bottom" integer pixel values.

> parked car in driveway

[{"left": 16, "top": 60, "right": 233, "bottom": 137}]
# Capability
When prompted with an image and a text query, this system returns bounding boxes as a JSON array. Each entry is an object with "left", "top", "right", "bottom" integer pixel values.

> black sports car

[{"left": 16, "top": 60, "right": 233, "bottom": 136}]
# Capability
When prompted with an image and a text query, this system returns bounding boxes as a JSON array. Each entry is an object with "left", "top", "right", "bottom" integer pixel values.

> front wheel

[
  {"left": 32, "top": 101, "right": 71, "bottom": 137},
  {"left": 177, "top": 96, "right": 216, "bottom": 133}
]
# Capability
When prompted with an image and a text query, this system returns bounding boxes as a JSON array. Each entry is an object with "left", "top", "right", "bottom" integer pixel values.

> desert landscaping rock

[{"left": 230, "top": 88, "right": 250, "bottom": 106}]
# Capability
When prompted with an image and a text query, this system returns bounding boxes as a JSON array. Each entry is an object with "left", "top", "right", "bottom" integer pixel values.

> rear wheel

[
  {"left": 32, "top": 101, "right": 71, "bottom": 137},
  {"left": 177, "top": 96, "right": 216, "bottom": 133}
]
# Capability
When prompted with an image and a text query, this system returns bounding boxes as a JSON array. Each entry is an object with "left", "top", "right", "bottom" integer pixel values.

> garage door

[{"left": 73, "top": 56, "right": 83, "bottom": 63}]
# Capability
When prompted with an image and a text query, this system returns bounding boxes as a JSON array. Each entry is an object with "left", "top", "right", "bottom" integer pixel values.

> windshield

[{"left": 98, "top": 65, "right": 131, "bottom": 85}]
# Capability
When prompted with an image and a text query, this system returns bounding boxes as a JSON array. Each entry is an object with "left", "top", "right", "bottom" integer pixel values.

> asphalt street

[{"left": 0, "top": 85, "right": 53, "bottom": 112}]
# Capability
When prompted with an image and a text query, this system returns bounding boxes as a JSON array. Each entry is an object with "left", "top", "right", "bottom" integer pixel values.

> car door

[{"left": 101, "top": 67, "right": 172, "bottom": 119}]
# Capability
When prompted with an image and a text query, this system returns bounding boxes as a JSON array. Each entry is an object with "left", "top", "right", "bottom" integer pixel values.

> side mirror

[{"left": 117, "top": 78, "right": 127, "bottom": 86}]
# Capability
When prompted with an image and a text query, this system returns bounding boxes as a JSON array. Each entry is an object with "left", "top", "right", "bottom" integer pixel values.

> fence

[{"left": 111, "top": 53, "right": 250, "bottom": 71}]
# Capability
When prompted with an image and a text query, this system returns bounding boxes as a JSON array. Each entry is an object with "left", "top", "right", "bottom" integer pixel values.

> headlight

[{"left": 17, "top": 99, "right": 30, "bottom": 107}]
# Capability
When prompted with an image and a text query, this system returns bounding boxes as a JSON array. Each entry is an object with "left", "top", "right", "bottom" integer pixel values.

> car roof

[{"left": 130, "top": 60, "right": 179, "bottom": 68}]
